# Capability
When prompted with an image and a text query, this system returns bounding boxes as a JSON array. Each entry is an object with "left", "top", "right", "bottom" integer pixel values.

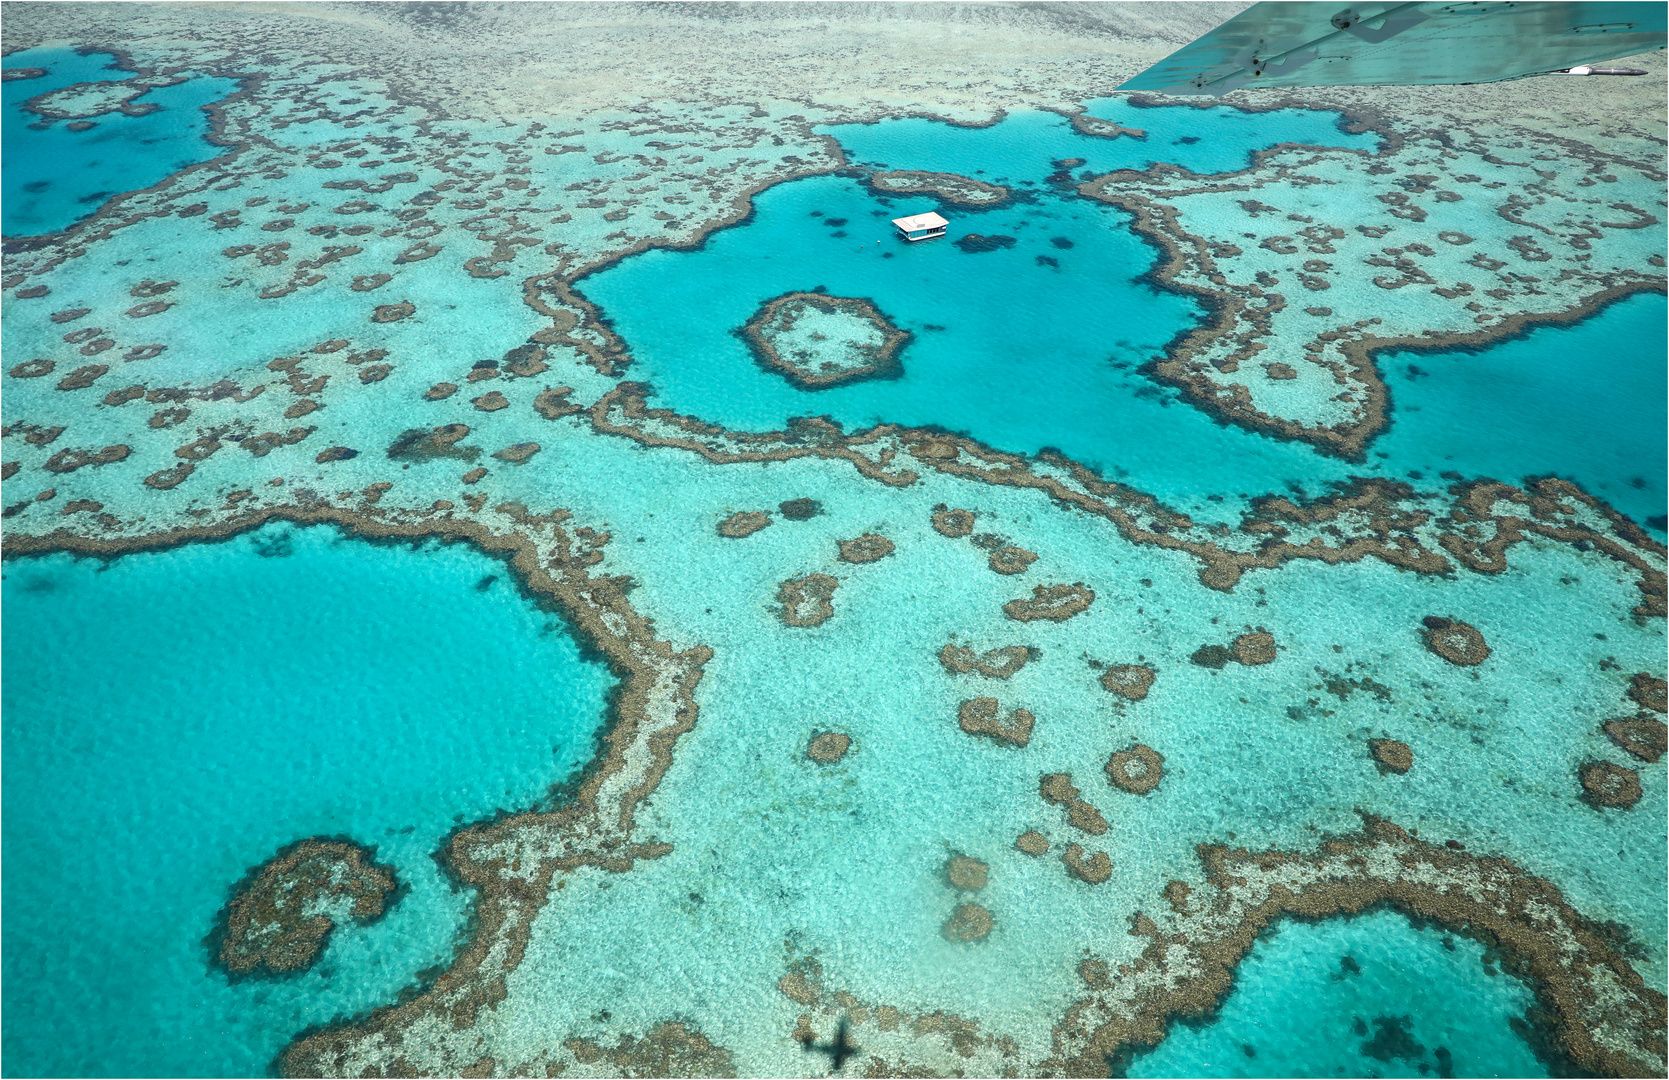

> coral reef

[
  {"left": 1015, "top": 831, "right": 1050, "bottom": 857},
  {"left": 1062, "top": 843, "right": 1112, "bottom": 884},
  {"left": 1422, "top": 617, "right": 1492, "bottom": 666},
  {"left": 1578, "top": 760, "right": 1643, "bottom": 809},
  {"left": 1104, "top": 744, "right": 1164, "bottom": 794},
  {"left": 1231, "top": 630, "right": 1277, "bottom": 665},
  {"left": 1003, "top": 582, "right": 1094, "bottom": 622},
  {"left": 806, "top": 731, "right": 851, "bottom": 764},
  {"left": 942, "top": 903, "right": 993, "bottom": 942},
  {"left": 837, "top": 533, "right": 894, "bottom": 563},
  {"left": 776, "top": 573, "right": 838, "bottom": 627},
  {"left": 562, "top": 1022, "right": 735, "bottom": 1079},
  {"left": 1099, "top": 664, "right": 1157, "bottom": 701},
  {"left": 1628, "top": 672, "right": 1667, "bottom": 713},
  {"left": 938, "top": 643, "right": 1032, "bottom": 679},
  {"left": 1039, "top": 773, "right": 1107, "bottom": 835},
  {"left": 987, "top": 545, "right": 1037, "bottom": 575},
  {"left": 957, "top": 697, "right": 1034, "bottom": 748},
  {"left": 716, "top": 511, "right": 772, "bottom": 538},
  {"left": 739, "top": 292, "right": 909, "bottom": 390},
  {"left": 214, "top": 838, "right": 398, "bottom": 977},
  {"left": 944, "top": 855, "right": 988, "bottom": 891},
  {"left": 1602, "top": 717, "right": 1667, "bottom": 763},
  {"left": 1369, "top": 738, "right": 1415, "bottom": 775},
  {"left": 931, "top": 505, "right": 975, "bottom": 537},
  {"left": 868, "top": 170, "right": 1008, "bottom": 206}
]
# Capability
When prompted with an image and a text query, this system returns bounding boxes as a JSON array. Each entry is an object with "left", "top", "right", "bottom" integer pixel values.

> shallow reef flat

[{"left": 1, "top": 3, "right": 1665, "bottom": 1077}]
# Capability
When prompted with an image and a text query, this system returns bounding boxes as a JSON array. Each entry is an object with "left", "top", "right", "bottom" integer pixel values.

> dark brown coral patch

[
  {"left": 838, "top": 533, "right": 894, "bottom": 564},
  {"left": 1579, "top": 760, "right": 1642, "bottom": 809},
  {"left": 491, "top": 442, "right": 540, "bottom": 463},
  {"left": 1369, "top": 738, "right": 1414, "bottom": 775},
  {"left": 1190, "top": 644, "right": 1233, "bottom": 670},
  {"left": 10, "top": 359, "right": 55, "bottom": 378},
  {"left": 1627, "top": 673, "right": 1666, "bottom": 714},
  {"left": 562, "top": 1022, "right": 735, "bottom": 1078},
  {"left": 806, "top": 731, "right": 852, "bottom": 764},
  {"left": 472, "top": 391, "right": 509, "bottom": 412},
  {"left": 931, "top": 504, "right": 975, "bottom": 536},
  {"left": 1004, "top": 582, "right": 1094, "bottom": 622},
  {"left": 370, "top": 300, "right": 415, "bottom": 323},
  {"left": 778, "top": 497, "right": 822, "bottom": 521},
  {"left": 939, "top": 643, "right": 1032, "bottom": 679},
  {"left": 56, "top": 364, "right": 108, "bottom": 390},
  {"left": 1015, "top": 830, "right": 1050, "bottom": 856},
  {"left": 1232, "top": 631, "right": 1278, "bottom": 665},
  {"left": 1100, "top": 664, "right": 1156, "bottom": 701},
  {"left": 958, "top": 697, "right": 1035, "bottom": 748},
  {"left": 945, "top": 855, "right": 989, "bottom": 891},
  {"left": 145, "top": 462, "right": 194, "bottom": 490},
  {"left": 315, "top": 447, "right": 358, "bottom": 463},
  {"left": 43, "top": 444, "right": 129, "bottom": 473},
  {"left": 988, "top": 546, "right": 1038, "bottom": 575},
  {"left": 387, "top": 424, "right": 478, "bottom": 463},
  {"left": 717, "top": 511, "right": 772, "bottom": 538},
  {"left": 423, "top": 382, "right": 458, "bottom": 401},
  {"left": 215, "top": 838, "right": 398, "bottom": 977},
  {"left": 1603, "top": 717, "right": 1667, "bottom": 763},
  {"left": 776, "top": 573, "right": 838, "bottom": 627},
  {"left": 942, "top": 902, "right": 993, "bottom": 942},
  {"left": 1422, "top": 618, "right": 1491, "bottom": 666},
  {"left": 1105, "top": 744, "right": 1165, "bottom": 795},
  {"left": 1040, "top": 773, "right": 1108, "bottom": 835},
  {"left": 1062, "top": 843, "right": 1113, "bottom": 884}
]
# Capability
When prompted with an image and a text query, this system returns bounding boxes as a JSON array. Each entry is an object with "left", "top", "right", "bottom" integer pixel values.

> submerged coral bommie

[
  {"left": 1003, "top": 582, "right": 1094, "bottom": 622},
  {"left": 939, "top": 642, "right": 1032, "bottom": 679},
  {"left": 1105, "top": 744, "right": 1165, "bottom": 794},
  {"left": 1422, "top": 617, "right": 1492, "bottom": 666},
  {"left": 776, "top": 573, "right": 839, "bottom": 627},
  {"left": 957, "top": 696, "right": 1035, "bottom": 747},
  {"left": 1099, "top": 664, "right": 1157, "bottom": 701},
  {"left": 215, "top": 838, "right": 398, "bottom": 977},
  {"left": 740, "top": 292, "right": 909, "bottom": 390},
  {"left": 837, "top": 533, "right": 894, "bottom": 563}
]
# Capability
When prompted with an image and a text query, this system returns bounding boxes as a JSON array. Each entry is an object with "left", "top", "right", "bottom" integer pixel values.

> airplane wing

[{"left": 1118, "top": 1, "right": 1667, "bottom": 95}]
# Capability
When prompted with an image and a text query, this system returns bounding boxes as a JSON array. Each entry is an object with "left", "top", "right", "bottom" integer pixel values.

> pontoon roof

[{"left": 892, "top": 212, "right": 948, "bottom": 232}]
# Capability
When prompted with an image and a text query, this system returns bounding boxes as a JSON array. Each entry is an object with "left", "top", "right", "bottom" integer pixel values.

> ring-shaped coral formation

[
  {"left": 1105, "top": 744, "right": 1165, "bottom": 794},
  {"left": 739, "top": 291, "right": 909, "bottom": 390}
]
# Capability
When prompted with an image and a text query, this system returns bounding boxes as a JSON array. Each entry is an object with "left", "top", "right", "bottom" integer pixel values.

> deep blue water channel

[
  {"left": 1, "top": 524, "right": 613, "bottom": 1077},
  {"left": 2, "top": 46, "right": 238, "bottom": 239}
]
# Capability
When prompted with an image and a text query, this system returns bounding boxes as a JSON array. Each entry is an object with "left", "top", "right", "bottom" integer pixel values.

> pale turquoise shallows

[{"left": 1, "top": 524, "right": 614, "bottom": 1077}]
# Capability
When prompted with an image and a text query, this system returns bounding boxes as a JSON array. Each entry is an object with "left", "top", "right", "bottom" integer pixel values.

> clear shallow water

[
  {"left": 2, "top": 46, "right": 239, "bottom": 238},
  {"left": 1130, "top": 909, "right": 1546, "bottom": 1079},
  {"left": 1, "top": 524, "right": 613, "bottom": 1077},
  {"left": 582, "top": 108, "right": 1665, "bottom": 531}
]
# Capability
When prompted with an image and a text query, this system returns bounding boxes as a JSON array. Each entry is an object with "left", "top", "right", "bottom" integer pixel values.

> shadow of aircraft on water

[{"left": 800, "top": 1016, "right": 860, "bottom": 1074}]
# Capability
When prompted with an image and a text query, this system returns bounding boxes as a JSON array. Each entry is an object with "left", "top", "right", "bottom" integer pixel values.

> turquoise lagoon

[
  {"left": 2, "top": 46, "right": 239, "bottom": 239},
  {"left": 1130, "top": 909, "right": 1545, "bottom": 1079},
  {"left": 580, "top": 108, "right": 1666, "bottom": 532},
  {"left": 0, "top": 524, "right": 613, "bottom": 1076}
]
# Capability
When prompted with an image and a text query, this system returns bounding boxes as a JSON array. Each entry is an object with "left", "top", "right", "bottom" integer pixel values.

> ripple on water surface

[{"left": 1, "top": 524, "right": 613, "bottom": 1076}]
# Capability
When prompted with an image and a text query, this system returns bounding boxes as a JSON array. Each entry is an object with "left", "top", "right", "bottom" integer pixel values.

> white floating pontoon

[{"left": 892, "top": 211, "right": 948, "bottom": 242}]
